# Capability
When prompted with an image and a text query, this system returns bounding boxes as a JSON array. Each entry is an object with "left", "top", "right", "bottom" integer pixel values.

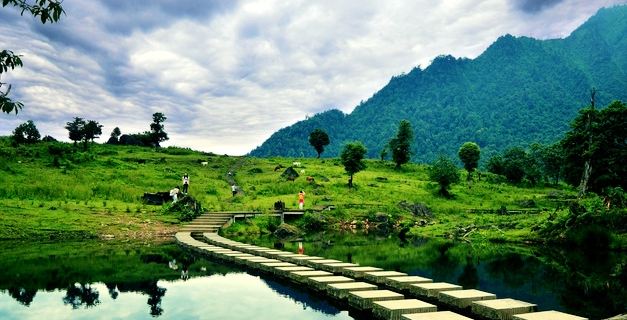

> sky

[{"left": 1, "top": 0, "right": 625, "bottom": 155}]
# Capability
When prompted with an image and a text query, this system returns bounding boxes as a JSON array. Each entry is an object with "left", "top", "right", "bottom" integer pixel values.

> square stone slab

[
  {"left": 364, "top": 271, "right": 409, "bottom": 284},
  {"left": 386, "top": 276, "right": 433, "bottom": 289},
  {"left": 439, "top": 289, "right": 496, "bottom": 308},
  {"left": 348, "top": 290, "right": 404, "bottom": 310},
  {"left": 289, "top": 270, "right": 333, "bottom": 283},
  {"left": 373, "top": 299, "right": 437, "bottom": 320},
  {"left": 343, "top": 266, "right": 384, "bottom": 278},
  {"left": 327, "top": 282, "right": 378, "bottom": 300},
  {"left": 402, "top": 311, "right": 473, "bottom": 320},
  {"left": 303, "top": 259, "right": 343, "bottom": 268},
  {"left": 409, "top": 282, "right": 463, "bottom": 298},
  {"left": 273, "top": 266, "right": 313, "bottom": 276},
  {"left": 308, "top": 276, "right": 355, "bottom": 291},
  {"left": 319, "top": 262, "right": 360, "bottom": 273},
  {"left": 513, "top": 311, "right": 587, "bottom": 320},
  {"left": 472, "top": 298, "right": 537, "bottom": 320}
]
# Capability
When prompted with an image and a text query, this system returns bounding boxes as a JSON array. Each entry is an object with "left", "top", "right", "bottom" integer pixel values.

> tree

[
  {"left": 308, "top": 128, "right": 330, "bottom": 158},
  {"left": 429, "top": 155, "right": 460, "bottom": 197},
  {"left": 379, "top": 146, "right": 388, "bottom": 161},
  {"left": 340, "top": 141, "right": 367, "bottom": 188},
  {"left": 12, "top": 120, "right": 40, "bottom": 144},
  {"left": 458, "top": 142, "right": 480, "bottom": 180},
  {"left": 389, "top": 120, "right": 413, "bottom": 168},
  {"left": 82, "top": 120, "right": 103, "bottom": 149},
  {"left": 65, "top": 117, "right": 86, "bottom": 146},
  {"left": 1, "top": 0, "right": 64, "bottom": 114},
  {"left": 486, "top": 155, "right": 505, "bottom": 176},
  {"left": 107, "top": 127, "right": 121, "bottom": 144},
  {"left": 502, "top": 147, "right": 528, "bottom": 183},
  {"left": 149, "top": 112, "right": 168, "bottom": 147},
  {"left": 561, "top": 100, "right": 627, "bottom": 194}
]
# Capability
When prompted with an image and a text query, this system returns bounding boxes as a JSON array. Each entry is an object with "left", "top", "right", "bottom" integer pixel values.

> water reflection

[
  {"left": 0, "top": 241, "right": 354, "bottom": 320},
  {"left": 238, "top": 233, "right": 627, "bottom": 319}
]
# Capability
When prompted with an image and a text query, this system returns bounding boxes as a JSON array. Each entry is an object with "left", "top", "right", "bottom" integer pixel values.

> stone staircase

[{"left": 179, "top": 213, "right": 233, "bottom": 233}]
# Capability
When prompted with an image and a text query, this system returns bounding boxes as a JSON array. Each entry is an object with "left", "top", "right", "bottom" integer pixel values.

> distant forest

[{"left": 250, "top": 6, "right": 627, "bottom": 164}]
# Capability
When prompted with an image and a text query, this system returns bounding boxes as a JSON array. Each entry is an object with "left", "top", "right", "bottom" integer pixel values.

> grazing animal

[
  {"left": 306, "top": 176, "right": 315, "bottom": 183},
  {"left": 292, "top": 161, "right": 301, "bottom": 167},
  {"left": 201, "top": 161, "right": 208, "bottom": 166},
  {"left": 300, "top": 169, "right": 305, "bottom": 174}
]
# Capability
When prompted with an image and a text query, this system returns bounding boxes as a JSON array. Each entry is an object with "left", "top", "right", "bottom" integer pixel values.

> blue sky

[{"left": 1, "top": 0, "right": 625, "bottom": 154}]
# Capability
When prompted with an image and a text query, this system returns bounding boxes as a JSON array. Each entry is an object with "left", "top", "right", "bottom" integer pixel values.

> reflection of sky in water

[{"left": 0, "top": 273, "right": 354, "bottom": 320}]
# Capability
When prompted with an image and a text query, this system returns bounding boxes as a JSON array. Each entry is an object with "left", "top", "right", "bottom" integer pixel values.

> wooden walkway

[{"left": 175, "top": 231, "right": 587, "bottom": 320}]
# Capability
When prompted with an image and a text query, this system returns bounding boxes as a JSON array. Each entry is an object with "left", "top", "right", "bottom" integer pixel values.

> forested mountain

[{"left": 250, "top": 6, "right": 627, "bottom": 163}]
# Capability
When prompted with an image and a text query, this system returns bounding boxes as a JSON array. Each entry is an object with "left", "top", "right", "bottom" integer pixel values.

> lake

[{"left": 0, "top": 235, "right": 624, "bottom": 319}]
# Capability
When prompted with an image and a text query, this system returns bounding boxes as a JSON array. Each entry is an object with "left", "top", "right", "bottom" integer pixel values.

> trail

[{"left": 225, "top": 156, "right": 248, "bottom": 196}]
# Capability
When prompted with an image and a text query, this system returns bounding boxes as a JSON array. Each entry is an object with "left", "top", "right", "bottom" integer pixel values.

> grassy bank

[{"left": 1, "top": 137, "right": 624, "bottom": 247}]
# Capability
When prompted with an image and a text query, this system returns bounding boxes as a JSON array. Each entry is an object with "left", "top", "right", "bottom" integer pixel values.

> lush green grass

[{"left": 1, "top": 136, "right": 607, "bottom": 244}]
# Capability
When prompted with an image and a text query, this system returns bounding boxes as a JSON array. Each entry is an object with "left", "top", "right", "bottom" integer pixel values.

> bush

[{"left": 298, "top": 212, "right": 329, "bottom": 232}]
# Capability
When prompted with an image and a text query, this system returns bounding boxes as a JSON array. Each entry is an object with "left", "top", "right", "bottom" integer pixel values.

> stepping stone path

[{"left": 174, "top": 231, "right": 587, "bottom": 320}]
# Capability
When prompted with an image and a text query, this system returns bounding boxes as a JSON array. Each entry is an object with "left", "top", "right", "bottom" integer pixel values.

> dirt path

[{"left": 225, "top": 157, "right": 248, "bottom": 196}]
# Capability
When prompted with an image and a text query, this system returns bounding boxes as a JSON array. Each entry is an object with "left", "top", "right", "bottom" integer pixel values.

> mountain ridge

[{"left": 250, "top": 5, "right": 627, "bottom": 162}]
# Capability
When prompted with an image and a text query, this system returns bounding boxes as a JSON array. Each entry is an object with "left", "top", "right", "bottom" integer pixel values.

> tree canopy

[
  {"left": 1, "top": 0, "right": 65, "bottom": 114},
  {"left": 308, "top": 128, "right": 330, "bottom": 158},
  {"left": 458, "top": 142, "right": 480, "bottom": 179},
  {"left": 429, "top": 155, "right": 460, "bottom": 197},
  {"left": 340, "top": 141, "right": 367, "bottom": 188},
  {"left": 149, "top": 112, "right": 168, "bottom": 147},
  {"left": 12, "top": 120, "right": 40, "bottom": 144}
]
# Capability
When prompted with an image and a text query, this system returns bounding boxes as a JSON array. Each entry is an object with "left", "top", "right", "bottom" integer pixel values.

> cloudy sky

[{"left": 1, "top": 0, "right": 625, "bottom": 154}]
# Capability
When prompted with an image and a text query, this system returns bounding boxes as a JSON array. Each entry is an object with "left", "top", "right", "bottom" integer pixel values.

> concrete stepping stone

[
  {"left": 439, "top": 289, "right": 496, "bottom": 308},
  {"left": 303, "top": 259, "right": 343, "bottom": 268},
  {"left": 364, "top": 271, "right": 409, "bottom": 284},
  {"left": 513, "top": 311, "right": 587, "bottom": 320},
  {"left": 472, "top": 298, "right": 537, "bottom": 320},
  {"left": 258, "top": 262, "right": 295, "bottom": 272},
  {"left": 372, "top": 299, "right": 437, "bottom": 320},
  {"left": 285, "top": 255, "right": 325, "bottom": 264},
  {"left": 327, "top": 282, "right": 378, "bottom": 300},
  {"left": 343, "top": 266, "right": 384, "bottom": 278},
  {"left": 409, "top": 282, "right": 462, "bottom": 298},
  {"left": 307, "top": 276, "right": 355, "bottom": 291},
  {"left": 273, "top": 266, "right": 313, "bottom": 277},
  {"left": 402, "top": 311, "right": 473, "bottom": 320},
  {"left": 348, "top": 290, "right": 404, "bottom": 310},
  {"left": 386, "top": 276, "right": 433, "bottom": 289},
  {"left": 289, "top": 270, "right": 333, "bottom": 283},
  {"left": 319, "top": 262, "right": 360, "bottom": 273}
]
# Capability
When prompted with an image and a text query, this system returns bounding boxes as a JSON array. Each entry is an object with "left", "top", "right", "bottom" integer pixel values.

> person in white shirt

[{"left": 182, "top": 174, "right": 189, "bottom": 194}]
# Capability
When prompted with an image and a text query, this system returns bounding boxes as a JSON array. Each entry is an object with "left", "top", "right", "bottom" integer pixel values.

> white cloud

[{"left": 1, "top": 0, "right": 625, "bottom": 154}]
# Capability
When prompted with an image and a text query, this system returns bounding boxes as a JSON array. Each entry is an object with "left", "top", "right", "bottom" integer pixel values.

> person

[
  {"left": 182, "top": 173, "right": 189, "bottom": 194},
  {"left": 231, "top": 184, "right": 237, "bottom": 197},
  {"left": 170, "top": 186, "right": 180, "bottom": 203},
  {"left": 298, "top": 190, "right": 305, "bottom": 210}
]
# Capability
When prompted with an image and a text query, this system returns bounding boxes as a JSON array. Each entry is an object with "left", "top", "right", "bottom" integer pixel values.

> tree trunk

[
  {"left": 317, "top": 153, "right": 320, "bottom": 159},
  {"left": 578, "top": 161, "right": 592, "bottom": 198},
  {"left": 348, "top": 175, "right": 353, "bottom": 188}
]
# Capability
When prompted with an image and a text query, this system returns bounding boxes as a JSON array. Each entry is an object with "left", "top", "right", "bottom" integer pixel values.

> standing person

[
  {"left": 170, "top": 186, "right": 180, "bottom": 203},
  {"left": 182, "top": 173, "right": 189, "bottom": 194},
  {"left": 231, "top": 184, "right": 237, "bottom": 197},
  {"left": 298, "top": 190, "right": 305, "bottom": 210}
]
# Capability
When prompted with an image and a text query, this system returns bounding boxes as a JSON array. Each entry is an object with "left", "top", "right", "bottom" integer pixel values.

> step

[
  {"left": 513, "top": 311, "right": 587, "bottom": 320},
  {"left": 439, "top": 289, "right": 496, "bottom": 309},
  {"left": 373, "top": 299, "right": 437, "bottom": 320},
  {"left": 471, "top": 298, "right": 536, "bottom": 320},
  {"left": 348, "top": 290, "right": 404, "bottom": 310},
  {"left": 327, "top": 282, "right": 378, "bottom": 300},
  {"left": 402, "top": 311, "right": 473, "bottom": 320},
  {"left": 364, "top": 271, "right": 408, "bottom": 284},
  {"left": 386, "top": 276, "right": 433, "bottom": 290},
  {"left": 408, "top": 282, "right": 463, "bottom": 298},
  {"left": 307, "top": 276, "right": 355, "bottom": 291}
]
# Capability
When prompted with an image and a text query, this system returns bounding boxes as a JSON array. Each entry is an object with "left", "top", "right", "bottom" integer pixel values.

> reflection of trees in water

[
  {"left": 7, "top": 287, "right": 37, "bottom": 306},
  {"left": 457, "top": 259, "right": 479, "bottom": 289},
  {"left": 105, "top": 283, "right": 119, "bottom": 300},
  {"left": 260, "top": 277, "right": 341, "bottom": 316},
  {"left": 108, "top": 280, "right": 167, "bottom": 317},
  {"left": 485, "top": 253, "right": 536, "bottom": 288},
  {"left": 146, "top": 281, "right": 167, "bottom": 317},
  {"left": 62, "top": 283, "right": 100, "bottom": 309}
]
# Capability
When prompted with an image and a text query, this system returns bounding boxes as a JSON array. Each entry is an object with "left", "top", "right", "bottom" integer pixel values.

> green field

[{"left": 1, "top": 137, "right": 623, "bottom": 247}]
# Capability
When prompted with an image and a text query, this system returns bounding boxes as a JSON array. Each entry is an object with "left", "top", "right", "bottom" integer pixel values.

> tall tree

[
  {"left": 429, "top": 155, "right": 460, "bottom": 197},
  {"left": 1, "top": 0, "right": 64, "bottom": 114},
  {"left": 65, "top": 117, "right": 86, "bottom": 146},
  {"left": 561, "top": 100, "right": 627, "bottom": 194},
  {"left": 389, "top": 120, "right": 413, "bottom": 169},
  {"left": 107, "top": 127, "right": 121, "bottom": 144},
  {"left": 340, "top": 141, "right": 367, "bottom": 188},
  {"left": 149, "top": 112, "right": 168, "bottom": 147},
  {"left": 502, "top": 147, "right": 528, "bottom": 183},
  {"left": 12, "top": 120, "right": 40, "bottom": 144},
  {"left": 308, "top": 128, "right": 330, "bottom": 158},
  {"left": 458, "top": 142, "right": 480, "bottom": 180}
]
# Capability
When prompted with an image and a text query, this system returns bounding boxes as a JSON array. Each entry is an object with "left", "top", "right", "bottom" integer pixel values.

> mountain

[{"left": 250, "top": 6, "right": 627, "bottom": 162}]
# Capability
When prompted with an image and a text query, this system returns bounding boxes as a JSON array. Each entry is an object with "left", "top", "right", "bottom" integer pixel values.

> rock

[
  {"left": 280, "top": 167, "right": 299, "bottom": 181},
  {"left": 398, "top": 201, "right": 433, "bottom": 218},
  {"left": 273, "top": 223, "right": 301, "bottom": 238}
]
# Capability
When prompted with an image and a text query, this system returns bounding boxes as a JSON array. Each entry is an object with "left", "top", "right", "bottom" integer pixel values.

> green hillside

[{"left": 250, "top": 5, "right": 627, "bottom": 162}]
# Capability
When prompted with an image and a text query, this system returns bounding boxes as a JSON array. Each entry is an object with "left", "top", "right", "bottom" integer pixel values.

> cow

[
  {"left": 306, "top": 176, "right": 315, "bottom": 183},
  {"left": 200, "top": 161, "right": 208, "bottom": 166},
  {"left": 292, "top": 161, "right": 301, "bottom": 167}
]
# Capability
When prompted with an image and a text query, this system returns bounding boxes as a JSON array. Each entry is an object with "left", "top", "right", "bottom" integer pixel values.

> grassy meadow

[{"left": 0, "top": 136, "right": 591, "bottom": 244}]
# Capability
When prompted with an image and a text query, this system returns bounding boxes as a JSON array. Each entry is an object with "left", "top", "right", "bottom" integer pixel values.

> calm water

[
  {"left": 0, "top": 241, "right": 353, "bottom": 320},
  {"left": 1, "top": 236, "right": 625, "bottom": 320}
]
